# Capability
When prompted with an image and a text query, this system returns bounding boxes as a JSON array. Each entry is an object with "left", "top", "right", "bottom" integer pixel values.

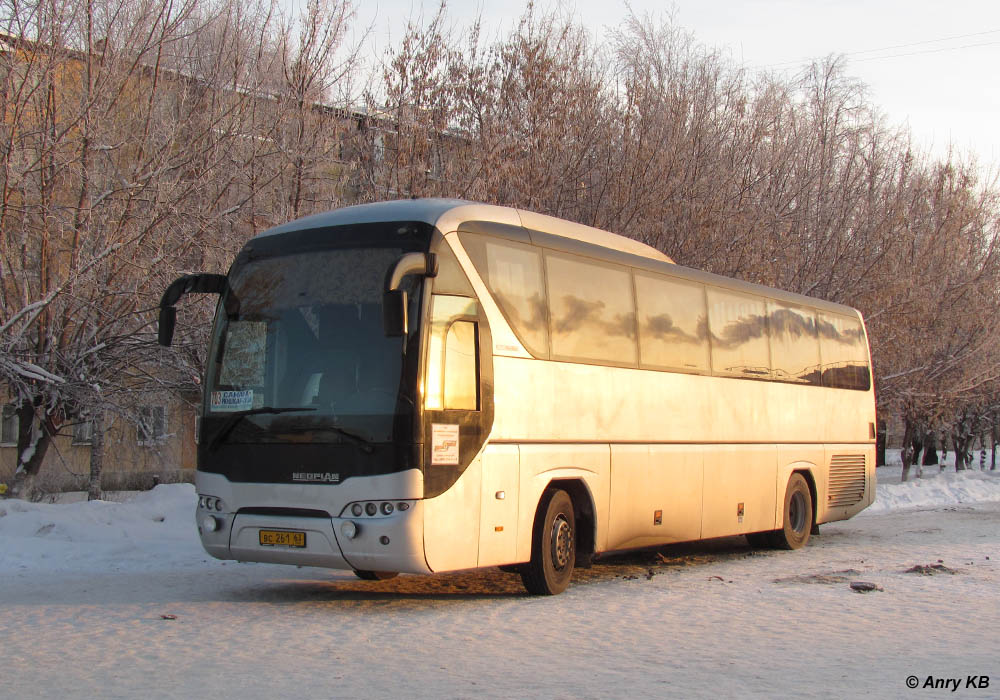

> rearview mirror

[
  {"left": 158, "top": 307, "right": 177, "bottom": 347},
  {"left": 382, "top": 252, "right": 437, "bottom": 337},
  {"left": 158, "top": 273, "right": 229, "bottom": 347},
  {"left": 383, "top": 290, "right": 408, "bottom": 337}
]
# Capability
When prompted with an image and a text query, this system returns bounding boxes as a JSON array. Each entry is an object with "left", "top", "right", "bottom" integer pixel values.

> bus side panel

[
  {"left": 607, "top": 444, "right": 703, "bottom": 551},
  {"left": 815, "top": 443, "right": 877, "bottom": 525},
  {"left": 423, "top": 454, "right": 482, "bottom": 572},
  {"left": 516, "top": 445, "right": 610, "bottom": 562},
  {"left": 701, "top": 445, "right": 778, "bottom": 539},
  {"left": 477, "top": 444, "right": 520, "bottom": 567}
]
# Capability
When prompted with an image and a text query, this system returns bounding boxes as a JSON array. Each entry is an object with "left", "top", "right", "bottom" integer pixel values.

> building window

[
  {"left": 137, "top": 406, "right": 167, "bottom": 446},
  {"left": 72, "top": 419, "right": 94, "bottom": 445},
  {"left": 1, "top": 403, "right": 18, "bottom": 445}
]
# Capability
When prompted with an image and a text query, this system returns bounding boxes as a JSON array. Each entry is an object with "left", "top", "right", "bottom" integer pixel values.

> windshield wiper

[{"left": 207, "top": 406, "right": 316, "bottom": 451}]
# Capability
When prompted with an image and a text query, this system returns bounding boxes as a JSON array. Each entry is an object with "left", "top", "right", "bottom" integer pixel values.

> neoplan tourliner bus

[{"left": 158, "top": 199, "right": 876, "bottom": 595}]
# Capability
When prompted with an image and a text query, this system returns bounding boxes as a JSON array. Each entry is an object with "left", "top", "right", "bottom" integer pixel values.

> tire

[
  {"left": 353, "top": 570, "right": 399, "bottom": 581},
  {"left": 772, "top": 473, "right": 813, "bottom": 550},
  {"left": 520, "top": 489, "right": 576, "bottom": 595}
]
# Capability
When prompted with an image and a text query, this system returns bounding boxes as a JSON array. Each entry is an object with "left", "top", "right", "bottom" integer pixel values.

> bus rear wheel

[
  {"left": 521, "top": 489, "right": 576, "bottom": 596},
  {"left": 773, "top": 473, "right": 813, "bottom": 550},
  {"left": 353, "top": 570, "right": 398, "bottom": 581}
]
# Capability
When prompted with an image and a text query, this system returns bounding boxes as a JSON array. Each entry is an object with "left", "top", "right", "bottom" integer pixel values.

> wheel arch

[
  {"left": 542, "top": 477, "right": 596, "bottom": 566},
  {"left": 776, "top": 461, "right": 818, "bottom": 530}
]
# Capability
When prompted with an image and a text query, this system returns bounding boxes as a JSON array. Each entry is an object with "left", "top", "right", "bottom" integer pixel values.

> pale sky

[{"left": 346, "top": 0, "right": 1000, "bottom": 171}]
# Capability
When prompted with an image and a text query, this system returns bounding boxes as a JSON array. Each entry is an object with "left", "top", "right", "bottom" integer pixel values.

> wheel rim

[
  {"left": 789, "top": 491, "right": 807, "bottom": 533},
  {"left": 550, "top": 513, "right": 574, "bottom": 571}
]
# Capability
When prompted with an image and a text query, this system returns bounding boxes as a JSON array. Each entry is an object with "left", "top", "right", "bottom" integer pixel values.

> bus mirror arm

[
  {"left": 157, "top": 273, "right": 229, "bottom": 347},
  {"left": 382, "top": 253, "right": 438, "bottom": 337}
]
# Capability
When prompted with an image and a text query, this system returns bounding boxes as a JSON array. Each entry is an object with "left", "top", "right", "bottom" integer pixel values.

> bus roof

[{"left": 256, "top": 199, "right": 675, "bottom": 264}]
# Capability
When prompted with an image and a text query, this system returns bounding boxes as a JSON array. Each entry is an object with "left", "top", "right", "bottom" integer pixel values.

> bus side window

[
  {"left": 818, "top": 314, "right": 871, "bottom": 391},
  {"left": 706, "top": 288, "right": 770, "bottom": 378},
  {"left": 426, "top": 295, "right": 480, "bottom": 410},
  {"left": 459, "top": 233, "right": 550, "bottom": 358},
  {"left": 444, "top": 321, "right": 479, "bottom": 410},
  {"left": 634, "top": 273, "right": 710, "bottom": 373},
  {"left": 545, "top": 252, "right": 637, "bottom": 365},
  {"left": 767, "top": 302, "right": 821, "bottom": 385}
]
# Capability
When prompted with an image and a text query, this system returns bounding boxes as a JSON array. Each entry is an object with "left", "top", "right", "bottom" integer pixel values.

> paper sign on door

[{"left": 431, "top": 423, "right": 460, "bottom": 465}]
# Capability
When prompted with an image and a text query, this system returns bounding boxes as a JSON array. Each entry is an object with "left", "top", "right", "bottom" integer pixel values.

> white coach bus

[{"left": 158, "top": 199, "right": 876, "bottom": 595}]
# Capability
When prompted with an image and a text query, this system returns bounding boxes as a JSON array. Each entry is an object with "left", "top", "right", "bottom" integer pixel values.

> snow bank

[
  {"left": 0, "top": 483, "right": 202, "bottom": 573},
  {"left": 869, "top": 465, "right": 1000, "bottom": 514}
]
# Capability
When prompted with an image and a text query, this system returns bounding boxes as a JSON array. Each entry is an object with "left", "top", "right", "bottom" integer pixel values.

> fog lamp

[
  {"left": 340, "top": 521, "right": 358, "bottom": 540},
  {"left": 201, "top": 514, "right": 220, "bottom": 532}
]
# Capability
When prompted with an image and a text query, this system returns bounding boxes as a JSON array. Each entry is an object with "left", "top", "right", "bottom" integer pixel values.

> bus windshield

[{"left": 205, "top": 244, "right": 421, "bottom": 447}]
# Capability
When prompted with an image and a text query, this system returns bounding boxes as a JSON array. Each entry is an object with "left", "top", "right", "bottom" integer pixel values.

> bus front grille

[{"left": 828, "top": 454, "right": 866, "bottom": 507}]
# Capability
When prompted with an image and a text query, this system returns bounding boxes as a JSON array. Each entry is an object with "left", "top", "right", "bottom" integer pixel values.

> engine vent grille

[{"left": 828, "top": 454, "right": 866, "bottom": 507}]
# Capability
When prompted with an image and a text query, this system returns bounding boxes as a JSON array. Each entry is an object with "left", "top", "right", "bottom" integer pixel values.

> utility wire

[
  {"left": 758, "top": 28, "right": 1000, "bottom": 69},
  {"left": 851, "top": 39, "right": 1000, "bottom": 63}
]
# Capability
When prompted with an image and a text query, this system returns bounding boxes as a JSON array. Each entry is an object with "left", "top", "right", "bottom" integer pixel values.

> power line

[
  {"left": 851, "top": 39, "right": 1000, "bottom": 63},
  {"left": 758, "top": 28, "right": 1000, "bottom": 70}
]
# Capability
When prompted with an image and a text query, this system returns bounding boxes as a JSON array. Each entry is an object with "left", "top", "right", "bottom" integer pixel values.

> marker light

[
  {"left": 397, "top": 502, "right": 410, "bottom": 511},
  {"left": 340, "top": 521, "right": 358, "bottom": 539}
]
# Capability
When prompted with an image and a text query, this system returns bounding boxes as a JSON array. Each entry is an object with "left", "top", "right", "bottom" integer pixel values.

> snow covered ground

[{"left": 1, "top": 458, "right": 998, "bottom": 699}]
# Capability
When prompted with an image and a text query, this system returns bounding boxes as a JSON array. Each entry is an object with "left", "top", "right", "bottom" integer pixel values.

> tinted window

[
  {"left": 426, "top": 296, "right": 480, "bottom": 410},
  {"left": 432, "top": 239, "right": 476, "bottom": 297},
  {"left": 818, "top": 313, "right": 871, "bottom": 390},
  {"left": 635, "top": 273, "right": 710, "bottom": 372},
  {"left": 461, "top": 234, "right": 549, "bottom": 357},
  {"left": 768, "top": 302, "right": 821, "bottom": 385},
  {"left": 444, "top": 321, "right": 479, "bottom": 410},
  {"left": 546, "top": 253, "right": 637, "bottom": 365},
  {"left": 706, "top": 288, "right": 770, "bottom": 378},
  {"left": 207, "top": 246, "right": 420, "bottom": 443}
]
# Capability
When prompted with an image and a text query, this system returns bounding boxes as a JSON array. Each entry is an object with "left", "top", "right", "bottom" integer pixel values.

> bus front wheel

[
  {"left": 773, "top": 473, "right": 813, "bottom": 550},
  {"left": 521, "top": 489, "right": 576, "bottom": 595}
]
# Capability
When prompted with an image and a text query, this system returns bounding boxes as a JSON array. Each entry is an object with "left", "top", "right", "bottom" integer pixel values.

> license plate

[{"left": 259, "top": 529, "right": 306, "bottom": 548}]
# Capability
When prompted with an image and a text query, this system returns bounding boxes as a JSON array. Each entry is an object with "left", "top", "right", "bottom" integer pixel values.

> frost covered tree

[{"left": 0, "top": 0, "right": 362, "bottom": 497}]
